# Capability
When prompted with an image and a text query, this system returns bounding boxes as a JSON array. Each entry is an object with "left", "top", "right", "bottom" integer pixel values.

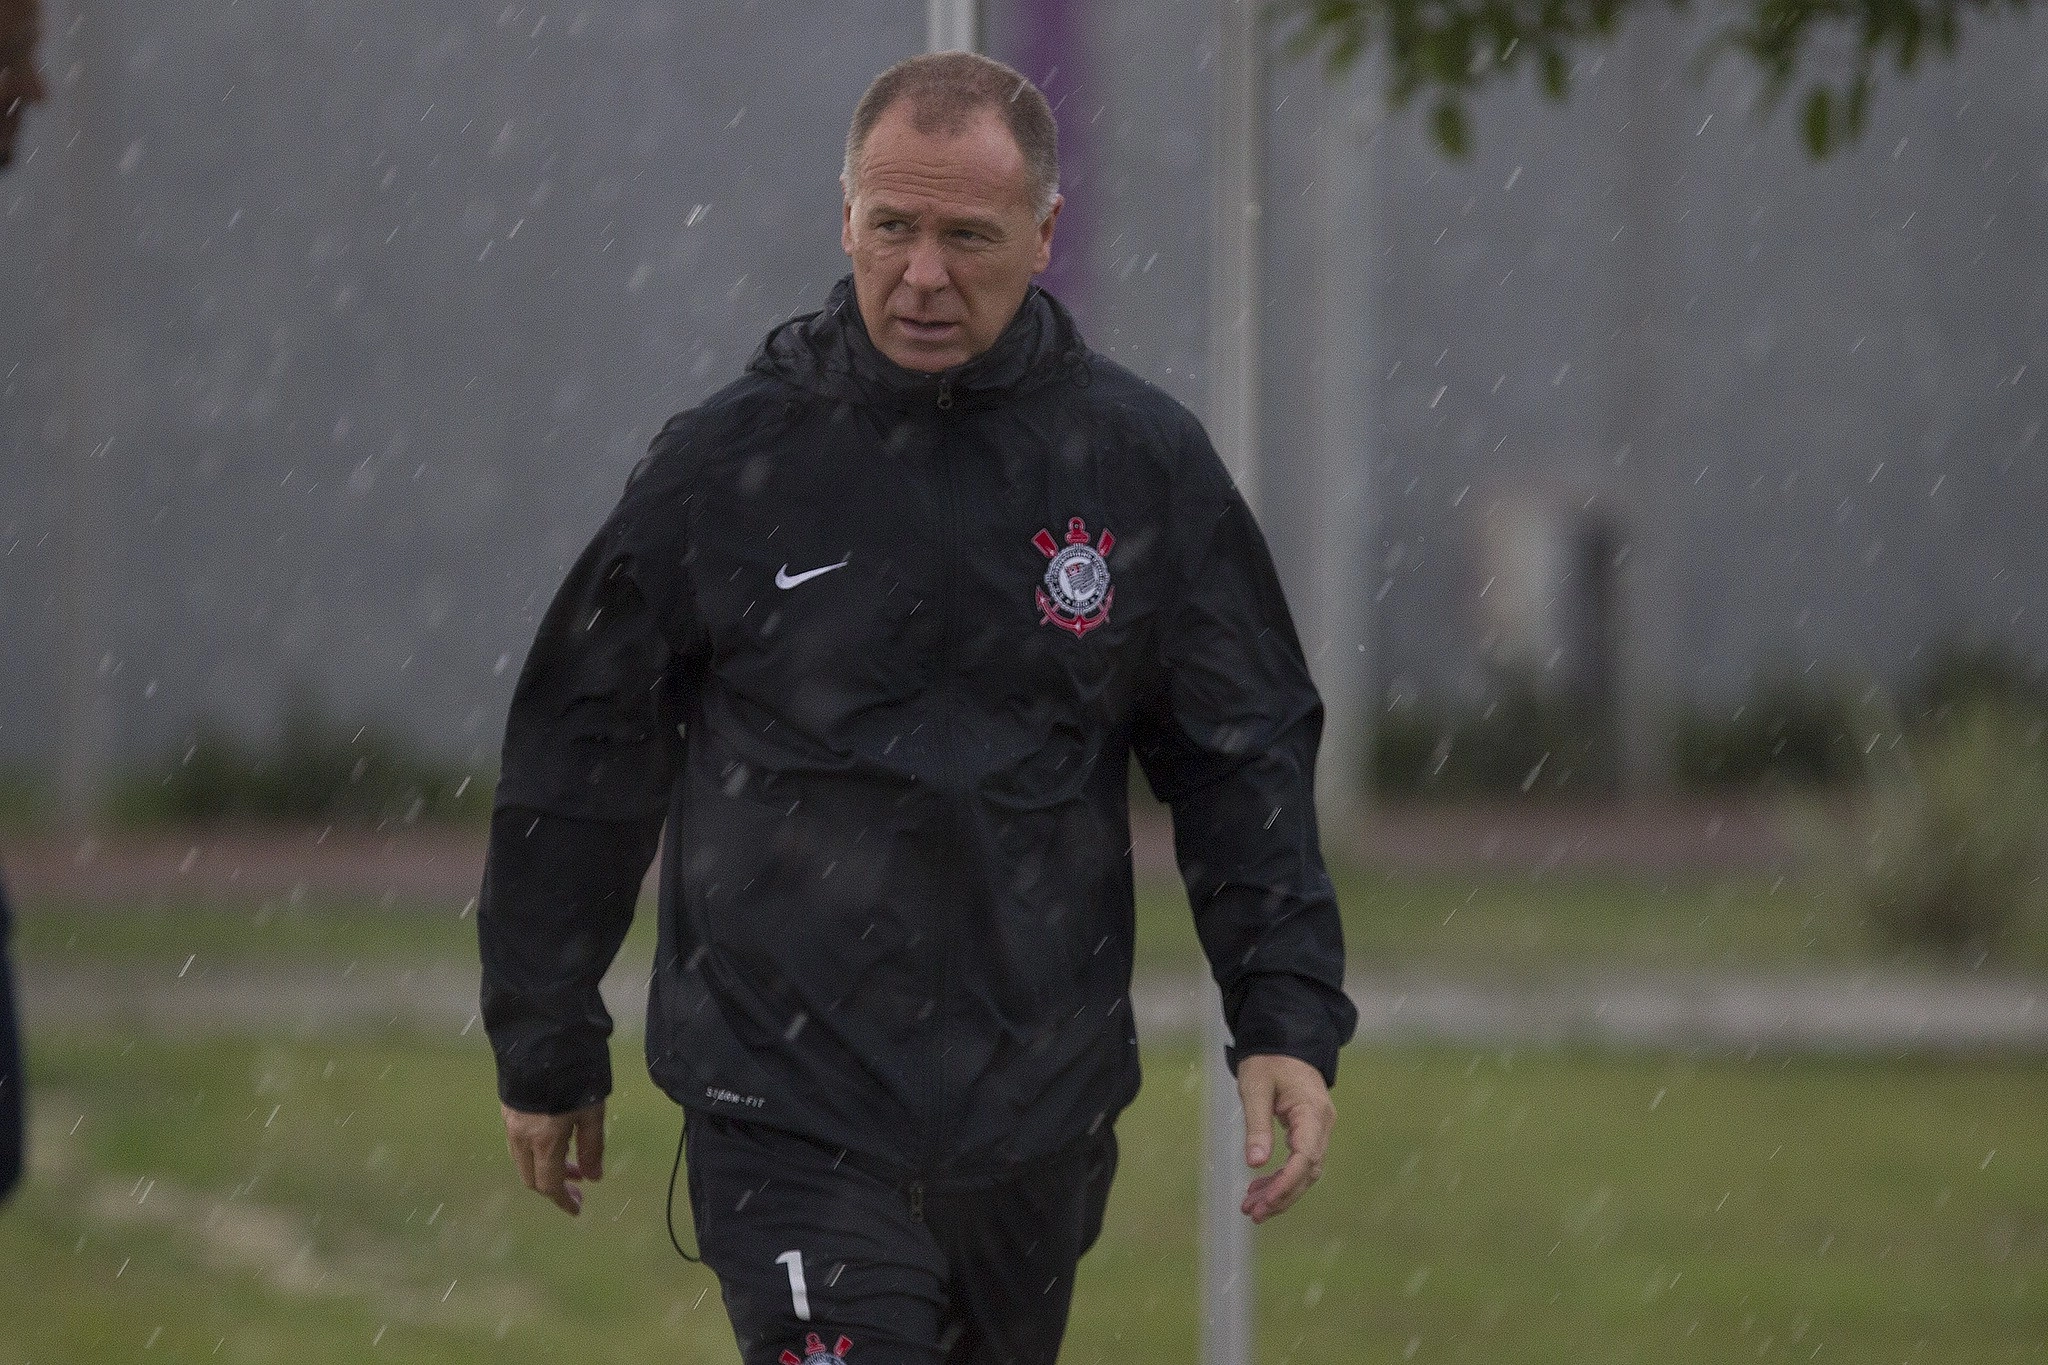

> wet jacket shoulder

[{"left": 488, "top": 373, "right": 790, "bottom": 821}]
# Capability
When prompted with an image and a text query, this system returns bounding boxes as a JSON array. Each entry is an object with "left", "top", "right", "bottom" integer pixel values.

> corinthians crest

[
  {"left": 780, "top": 1333, "right": 853, "bottom": 1365},
  {"left": 1033, "top": 516, "right": 1115, "bottom": 637}
]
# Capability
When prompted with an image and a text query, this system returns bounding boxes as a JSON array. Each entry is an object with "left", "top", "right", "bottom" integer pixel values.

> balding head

[{"left": 844, "top": 51, "right": 1060, "bottom": 222}]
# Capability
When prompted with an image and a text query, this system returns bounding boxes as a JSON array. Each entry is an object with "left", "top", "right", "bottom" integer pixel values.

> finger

[
  {"left": 574, "top": 1107, "right": 605, "bottom": 1183},
  {"left": 532, "top": 1127, "right": 581, "bottom": 1216},
  {"left": 1279, "top": 1091, "right": 1335, "bottom": 1170},
  {"left": 1245, "top": 1089, "right": 1334, "bottom": 1221},
  {"left": 1239, "top": 1069, "right": 1275, "bottom": 1170},
  {"left": 503, "top": 1111, "right": 538, "bottom": 1193},
  {"left": 1241, "top": 1148, "right": 1319, "bottom": 1223}
]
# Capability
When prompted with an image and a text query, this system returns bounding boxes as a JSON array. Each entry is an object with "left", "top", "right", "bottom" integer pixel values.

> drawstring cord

[{"left": 666, "top": 1117, "right": 701, "bottom": 1263}]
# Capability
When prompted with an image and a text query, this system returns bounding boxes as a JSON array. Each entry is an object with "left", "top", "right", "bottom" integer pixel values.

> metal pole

[
  {"left": 1611, "top": 22, "right": 1676, "bottom": 797},
  {"left": 1305, "top": 76, "right": 1380, "bottom": 839},
  {"left": 1205, "top": 0, "right": 1263, "bottom": 508},
  {"left": 1200, "top": 991, "right": 1253, "bottom": 1365},
  {"left": 1202, "top": 4, "right": 1263, "bottom": 1363},
  {"left": 55, "top": 0, "right": 115, "bottom": 831},
  {"left": 925, "top": 0, "right": 979, "bottom": 53}
]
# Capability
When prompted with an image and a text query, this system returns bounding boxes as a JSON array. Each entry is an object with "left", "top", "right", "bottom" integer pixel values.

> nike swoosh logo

[{"left": 775, "top": 559, "right": 850, "bottom": 590}]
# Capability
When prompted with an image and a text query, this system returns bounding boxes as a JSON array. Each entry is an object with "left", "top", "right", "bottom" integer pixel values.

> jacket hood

[{"left": 750, "top": 275, "right": 1089, "bottom": 411}]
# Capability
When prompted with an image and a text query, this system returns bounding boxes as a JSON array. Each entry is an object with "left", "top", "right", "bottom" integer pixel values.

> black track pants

[{"left": 684, "top": 1112, "right": 1118, "bottom": 1365}]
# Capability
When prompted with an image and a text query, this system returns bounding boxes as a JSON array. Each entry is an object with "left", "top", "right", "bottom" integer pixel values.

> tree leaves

[
  {"left": 1431, "top": 98, "right": 1473, "bottom": 154},
  {"left": 1802, "top": 86, "right": 1833, "bottom": 155},
  {"left": 1272, "top": 0, "right": 2032, "bottom": 158}
]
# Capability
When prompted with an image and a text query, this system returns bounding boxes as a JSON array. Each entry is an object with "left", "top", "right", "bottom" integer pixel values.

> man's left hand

[{"left": 1236, "top": 1053, "right": 1334, "bottom": 1224}]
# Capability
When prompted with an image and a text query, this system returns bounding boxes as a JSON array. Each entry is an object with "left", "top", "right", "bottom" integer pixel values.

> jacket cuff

[
  {"left": 493, "top": 1040, "right": 613, "bottom": 1115},
  {"left": 1224, "top": 971, "right": 1357, "bottom": 1088}
]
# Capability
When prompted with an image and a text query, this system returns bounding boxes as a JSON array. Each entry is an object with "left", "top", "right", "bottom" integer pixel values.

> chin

[{"left": 885, "top": 341, "right": 968, "bottom": 374}]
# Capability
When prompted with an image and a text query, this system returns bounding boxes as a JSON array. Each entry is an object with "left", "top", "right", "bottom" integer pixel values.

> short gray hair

[{"left": 843, "top": 52, "right": 1060, "bottom": 221}]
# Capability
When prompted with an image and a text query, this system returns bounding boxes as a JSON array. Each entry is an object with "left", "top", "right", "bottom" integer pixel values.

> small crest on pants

[{"left": 781, "top": 1332, "right": 853, "bottom": 1365}]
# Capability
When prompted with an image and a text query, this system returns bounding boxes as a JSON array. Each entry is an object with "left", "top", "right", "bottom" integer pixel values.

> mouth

[{"left": 895, "top": 317, "right": 962, "bottom": 344}]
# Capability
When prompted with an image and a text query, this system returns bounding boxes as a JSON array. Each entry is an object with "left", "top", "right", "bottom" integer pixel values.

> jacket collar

[{"left": 750, "top": 275, "right": 1087, "bottom": 412}]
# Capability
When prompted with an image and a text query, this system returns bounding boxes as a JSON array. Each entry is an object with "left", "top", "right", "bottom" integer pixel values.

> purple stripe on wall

[{"left": 1008, "top": 0, "right": 1091, "bottom": 315}]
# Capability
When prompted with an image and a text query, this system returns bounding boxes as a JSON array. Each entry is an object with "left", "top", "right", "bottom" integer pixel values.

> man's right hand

[{"left": 501, "top": 1100, "right": 606, "bottom": 1216}]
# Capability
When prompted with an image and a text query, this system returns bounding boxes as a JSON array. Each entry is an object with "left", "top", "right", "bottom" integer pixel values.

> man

[{"left": 480, "top": 51, "right": 1356, "bottom": 1364}]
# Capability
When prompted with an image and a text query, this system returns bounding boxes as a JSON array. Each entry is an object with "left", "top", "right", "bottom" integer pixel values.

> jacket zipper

[{"left": 924, "top": 374, "right": 963, "bottom": 1182}]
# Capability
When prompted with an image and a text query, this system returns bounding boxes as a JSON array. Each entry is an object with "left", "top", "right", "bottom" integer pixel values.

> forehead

[{"left": 852, "top": 105, "right": 1036, "bottom": 216}]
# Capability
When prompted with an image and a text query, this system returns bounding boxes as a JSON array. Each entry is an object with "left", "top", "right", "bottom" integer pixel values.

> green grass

[
  {"left": 12, "top": 893, "right": 493, "bottom": 967},
  {"left": 7, "top": 1031, "right": 2043, "bottom": 1363},
  {"left": 20, "top": 864, "right": 1856, "bottom": 979},
  {"left": 1133, "top": 868, "right": 1860, "bottom": 974},
  {"left": 1324, "top": 866, "right": 1864, "bottom": 969}
]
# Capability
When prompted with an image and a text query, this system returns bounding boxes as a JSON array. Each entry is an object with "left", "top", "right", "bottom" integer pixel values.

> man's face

[{"left": 841, "top": 104, "right": 1060, "bottom": 373}]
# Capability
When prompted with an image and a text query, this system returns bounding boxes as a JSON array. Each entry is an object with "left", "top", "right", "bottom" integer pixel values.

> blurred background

[{"left": 0, "top": 1, "right": 2044, "bottom": 1361}]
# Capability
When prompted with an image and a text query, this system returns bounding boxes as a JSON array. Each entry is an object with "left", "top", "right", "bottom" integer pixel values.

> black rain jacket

[{"left": 480, "top": 279, "right": 1356, "bottom": 1182}]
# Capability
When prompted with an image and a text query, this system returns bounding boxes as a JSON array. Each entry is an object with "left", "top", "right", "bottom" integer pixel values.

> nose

[{"left": 903, "top": 234, "right": 948, "bottom": 293}]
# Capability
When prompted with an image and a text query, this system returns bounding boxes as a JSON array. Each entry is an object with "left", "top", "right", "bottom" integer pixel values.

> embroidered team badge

[
  {"left": 1033, "top": 516, "right": 1115, "bottom": 637},
  {"left": 781, "top": 1332, "right": 854, "bottom": 1365}
]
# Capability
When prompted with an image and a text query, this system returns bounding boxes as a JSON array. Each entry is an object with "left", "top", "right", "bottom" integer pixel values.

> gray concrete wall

[
  {"left": 1354, "top": 13, "right": 2048, "bottom": 704},
  {"left": 1, "top": 0, "right": 2043, "bottom": 786},
  {"left": 1, "top": 1, "right": 921, "bottom": 775}
]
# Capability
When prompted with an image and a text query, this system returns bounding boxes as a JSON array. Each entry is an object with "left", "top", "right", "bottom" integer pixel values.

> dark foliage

[
  {"left": 108, "top": 688, "right": 492, "bottom": 828},
  {"left": 1672, "top": 671, "right": 1863, "bottom": 791},
  {"left": 1274, "top": 0, "right": 2033, "bottom": 156},
  {"left": 1373, "top": 680, "right": 1620, "bottom": 799},
  {"left": 1903, "top": 639, "right": 2048, "bottom": 726}
]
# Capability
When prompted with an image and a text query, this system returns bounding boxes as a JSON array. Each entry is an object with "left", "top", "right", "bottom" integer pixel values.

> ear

[
  {"left": 1031, "top": 193, "right": 1064, "bottom": 275},
  {"left": 840, "top": 176, "right": 856, "bottom": 257}
]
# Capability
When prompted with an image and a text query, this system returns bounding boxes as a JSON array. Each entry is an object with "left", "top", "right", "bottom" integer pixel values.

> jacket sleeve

[
  {"left": 1132, "top": 433, "right": 1358, "bottom": 1087},
  {"left": 479, "top": 443, "right": 706, "bottom": 1114}
]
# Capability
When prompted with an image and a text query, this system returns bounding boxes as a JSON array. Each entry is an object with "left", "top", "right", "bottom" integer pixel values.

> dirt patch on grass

[{"left": 28, "top": 1096, "right": 541, "bottom": 1334}]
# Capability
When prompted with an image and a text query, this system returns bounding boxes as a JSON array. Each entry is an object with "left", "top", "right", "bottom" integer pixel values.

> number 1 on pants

[{"left": 775, "top": 1249, "right": 811, "bottom": 1321}]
